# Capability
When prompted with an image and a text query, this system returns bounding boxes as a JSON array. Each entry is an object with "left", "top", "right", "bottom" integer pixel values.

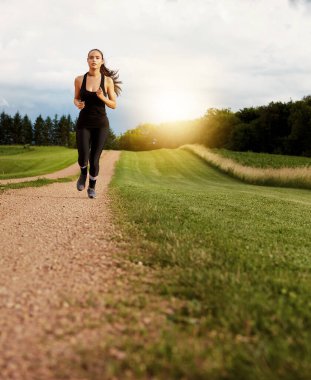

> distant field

[
  {"left": 182, "top": 144, "right": 311, "bottom": 190},
  {"left": 212, "top": 148, "right": 311, "bottom": 168},
  {"left": 0, "top": 145, "right": 77, "bottom": 179},
  {"left": 107, "top": 147, "right": 311, "bottom": 380}
]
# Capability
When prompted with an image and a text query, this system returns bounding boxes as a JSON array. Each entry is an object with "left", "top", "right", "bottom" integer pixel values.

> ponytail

[{"left": 100, "top": 63, "right": 122, "bottom": 97}]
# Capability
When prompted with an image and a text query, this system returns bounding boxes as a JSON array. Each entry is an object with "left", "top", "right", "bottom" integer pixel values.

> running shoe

[
  {"left": 76, "top": 173, "right": 87, "bottom": 191},
  {"left": 87, "top": 187, "right": 96, "bottom": 199}
]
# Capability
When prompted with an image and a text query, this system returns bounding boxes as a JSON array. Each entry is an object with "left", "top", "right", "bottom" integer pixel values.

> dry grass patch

[{"left": 181, "top": 144, "right": 311, "bottom": 189}]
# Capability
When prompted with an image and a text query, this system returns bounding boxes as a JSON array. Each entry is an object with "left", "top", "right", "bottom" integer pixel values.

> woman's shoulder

[
  {"left": 105, "top": 75, "right": 113, "bottom": 82},
  {"left": 104, "top": 75, "right": 113, "bottom": 86},
  {"left": 74, "top": 74, "right": 86, "bottom": 84}
]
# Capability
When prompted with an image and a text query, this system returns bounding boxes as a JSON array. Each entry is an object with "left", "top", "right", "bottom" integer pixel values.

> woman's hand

[
  {"left": 76, "top": 100, "right": 85, "bottom": 110},
  {"left": 96, "top": 86, "right": 104, "bottom": 99}
]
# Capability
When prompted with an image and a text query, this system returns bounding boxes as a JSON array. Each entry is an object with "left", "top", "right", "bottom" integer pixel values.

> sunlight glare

[{"left": 150, "top": 90, "right": 199, "bottom": 123}]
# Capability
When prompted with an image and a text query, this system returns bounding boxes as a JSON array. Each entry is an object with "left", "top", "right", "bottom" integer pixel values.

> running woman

[{"left": 73, "top": 48, "right": 122, "bottom": 198}]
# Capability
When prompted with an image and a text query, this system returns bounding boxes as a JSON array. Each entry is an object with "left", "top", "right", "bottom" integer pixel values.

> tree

[
  {"left": 12, "top": 112, "right": 23, "bottom": 144},
  {"left": 33, "top": 115, "right": 45, "bottom": 145},
  {"left": 104, "top": 127, "right": 118, "bottom": 149},
  {"left": 43, "top": 116, "right": 53, "bottom": 145},
  {"left": 202, "top": 108, "right": 240, "bottom": 148},
  {"left": 236, "top": 106, "right": 261, "bottom": 124},
  {"left": 0, "top": 112, "right": 13, "bottom": 144},
  {"left": 58, "top": 115, "right": 69, "bottom": 146},
  {"left": 51, "top": 114, "right": 60, "bottom": 145},
  {"left": 66, "top": 114, "right": 75, "bottom": 133},
  {"left": 0, "top": 112, "right": 4, "bottom": 144},
  {"left": 21, "top": 115, "right": 33, "bottom": 144},
  {"left": 286, "top": 101, "right": 311, "bottom": 156},
  {"left": 68, "top": 132, "right": 76, "bottom": 149}
]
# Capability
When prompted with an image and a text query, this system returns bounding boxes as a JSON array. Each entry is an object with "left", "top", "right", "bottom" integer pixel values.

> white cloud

[
  {"left": 0, "top": 0, "right": 311, "bottom": 134},
  {"left": 0, "top": 97, "right": 9, "bottom": 107}
]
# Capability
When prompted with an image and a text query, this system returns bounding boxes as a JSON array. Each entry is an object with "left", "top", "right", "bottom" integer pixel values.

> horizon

[{"left": 2, "top": 92, "right": 311, "bottom": 139}]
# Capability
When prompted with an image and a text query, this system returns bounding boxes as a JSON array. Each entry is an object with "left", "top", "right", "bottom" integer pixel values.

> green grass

[
  {"left": 0, "top": 145, "right": 77, "bottom": 179},
  {"left": 212, "top": 148, "right": 311, "bottom": 168},
  {"left": 181, "top": 144, "right": 311, "bottom": 190},
  {"left": 0, "top": 175, "right": 77, "bottom": 193},
  {"left": 104, "top": 147, "right": 311, "bottom": 379}
]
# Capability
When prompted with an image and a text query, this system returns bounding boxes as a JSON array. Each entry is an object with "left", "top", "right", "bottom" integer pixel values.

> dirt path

[{"left": 0, "top": 151, "right": 172, "bottom": 380}]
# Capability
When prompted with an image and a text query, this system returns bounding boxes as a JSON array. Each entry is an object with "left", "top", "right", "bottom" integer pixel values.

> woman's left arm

[{"left": 96, "top": 77, "right": 117, "bottom": 109}]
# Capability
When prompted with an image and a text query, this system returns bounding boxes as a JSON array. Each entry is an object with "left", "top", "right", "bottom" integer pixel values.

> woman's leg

[
  {"left": 88, "top": 127, "right": 110, "bottom": 186},
  {"left": 76, "top": 128, "right": 91, "bottom": 191},
  {"left": 76, "top": 128, "right": 91, "bottom": 169}
]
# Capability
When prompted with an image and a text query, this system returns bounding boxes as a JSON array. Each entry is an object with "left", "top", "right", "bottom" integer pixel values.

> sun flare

[{"left": 150, "top": 90, "right": 199, "bottom": 123}]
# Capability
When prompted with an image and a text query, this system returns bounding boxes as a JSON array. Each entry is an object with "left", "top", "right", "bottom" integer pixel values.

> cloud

[
  {"left": 0, "top": 97, "right": 9, "bottom": 107},
  {"left": 0, "top": 0, "right": 311, "bottom": 134},
  {"left": 289, "top": 0, "right": 311, "bottom": 7}
]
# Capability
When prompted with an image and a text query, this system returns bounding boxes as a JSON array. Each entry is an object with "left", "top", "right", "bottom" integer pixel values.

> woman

[{"left": 73, "top": 48, "right": 122, "bottom": 198}]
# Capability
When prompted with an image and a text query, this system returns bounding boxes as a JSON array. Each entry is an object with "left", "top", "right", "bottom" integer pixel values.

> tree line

[
  {"left": 0, "top": 111, "right": 118, "bottom": 149},
  {"left": 118, "top": 95, "right": 311, "bottom": 157},
  {"left": 1, "top": 95, "right": 311, "bottom": 156}
]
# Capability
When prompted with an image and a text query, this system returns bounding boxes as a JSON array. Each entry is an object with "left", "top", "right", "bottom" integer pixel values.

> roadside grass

[
  {"left": 96, "top": 148, "right": 311, "bottom": 380},
  {"left": 181, "top": 144, "right": 311, "bottom": 189},
  {"left": 0, "top": 145, "right": 77, "bottom": 179},
  {"left": 0, "top": 175, "right": 77, "bottom": 193}
]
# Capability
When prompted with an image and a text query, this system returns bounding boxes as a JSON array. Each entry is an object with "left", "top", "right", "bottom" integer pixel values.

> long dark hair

[{"left": 88, "top": 48, "right": 122, "bottom": 97}]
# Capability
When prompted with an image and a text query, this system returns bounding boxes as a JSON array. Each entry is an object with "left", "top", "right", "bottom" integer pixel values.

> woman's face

[{"left": 87, "top": 50, "right": 104, "bottom": 69}]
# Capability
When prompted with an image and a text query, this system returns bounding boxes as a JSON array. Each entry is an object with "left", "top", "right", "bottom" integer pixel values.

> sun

[{"left": 150, "top": 90, "right": 198, "bottom": 123}]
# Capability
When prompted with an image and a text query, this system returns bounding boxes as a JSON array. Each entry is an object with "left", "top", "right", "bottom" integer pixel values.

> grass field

[
  {"left": 0, "top": 145, "right": 77, "bottom": 179},
  {"left": 107, "top": 147, "right": 311, "bottom": 379},
  {"left": 182, "top": 144, "right": 311, "bottom": 190},
  {"left": 211, "top": 148, "right": 311, "bottom": 169}
]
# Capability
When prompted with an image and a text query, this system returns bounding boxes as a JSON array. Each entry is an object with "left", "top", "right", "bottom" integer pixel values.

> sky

[{"left": 1, "top": 0, "right": 311, "bottom": 136}]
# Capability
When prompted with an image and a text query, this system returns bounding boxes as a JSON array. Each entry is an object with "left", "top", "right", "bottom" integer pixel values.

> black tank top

[{"left": 76, "top": 72, "right": 109, "bottom": 129}]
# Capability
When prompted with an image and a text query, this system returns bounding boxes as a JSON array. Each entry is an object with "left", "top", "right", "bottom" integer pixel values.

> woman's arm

[
  {"left": 96, "top": 77, "right": 117, "bottom": 109},
  {"left": 73, "top": 76, "right": 85, "bottom": 109}
]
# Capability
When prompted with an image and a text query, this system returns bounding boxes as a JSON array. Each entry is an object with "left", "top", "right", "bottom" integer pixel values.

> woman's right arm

[{"left": 73, "top": 76, "right": 85, "bottom": 109}]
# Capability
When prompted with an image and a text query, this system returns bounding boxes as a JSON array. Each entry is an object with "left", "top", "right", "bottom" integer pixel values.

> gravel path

[{"left": 0, "top": 150, "right": 169, "bottom": 380}]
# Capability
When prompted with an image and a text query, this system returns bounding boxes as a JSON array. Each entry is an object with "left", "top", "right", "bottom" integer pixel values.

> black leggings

[{"left": 76, "top": 127, "right": 109, "bottom": 177}]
